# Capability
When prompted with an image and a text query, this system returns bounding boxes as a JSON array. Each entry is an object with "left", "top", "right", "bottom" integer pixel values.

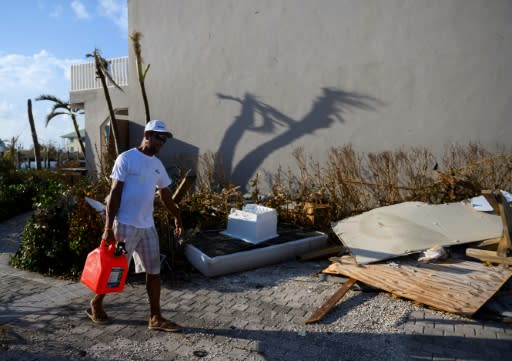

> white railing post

[{"left": 71, "top": 56, "right": 128, "bottom": 92}]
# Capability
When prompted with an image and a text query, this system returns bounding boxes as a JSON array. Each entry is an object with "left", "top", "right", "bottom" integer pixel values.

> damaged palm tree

[
  {"left": 130, "top": 30, "right": 151, "bottom": 124},
  {"left": 35, "top": 95, "right": 87, "bottom": 158},
  {"left": 86, "top": 48, "right": 124, "bottom": 156},
  {"left": 27, "top": 99, "right": 42, "bottom": 170}
]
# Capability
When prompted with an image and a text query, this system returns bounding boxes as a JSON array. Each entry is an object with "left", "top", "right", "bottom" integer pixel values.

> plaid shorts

[{"left": 113, "top": 221, "right": 161, "bottom": 275}]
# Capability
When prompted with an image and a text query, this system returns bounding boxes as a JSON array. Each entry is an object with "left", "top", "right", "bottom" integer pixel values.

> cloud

[
  {"left": 97, "top": 0, "right": 128, "bottom": 33},
  {"left": 0, "top": 51, "right": 84, "bottom": 148},
  {"left": 0, "top": 51, "right": 71, "bottom": 95},
  {"left": 71, "top": 1, "right": 90, "bottom": 19}
]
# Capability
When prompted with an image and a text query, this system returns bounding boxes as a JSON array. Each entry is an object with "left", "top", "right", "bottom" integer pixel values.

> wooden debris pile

[{"left": 305, "top": 190, "right": 512, "bottom": 324}]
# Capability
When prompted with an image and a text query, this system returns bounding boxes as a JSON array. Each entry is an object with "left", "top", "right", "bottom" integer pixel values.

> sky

[{"left": 0, "top": 0, "right": 128, "bottom": 149}]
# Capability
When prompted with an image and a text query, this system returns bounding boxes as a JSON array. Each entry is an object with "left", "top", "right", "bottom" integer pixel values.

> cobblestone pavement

[{"left": 1, "top": 212, "right": 511, "bottom": 361}]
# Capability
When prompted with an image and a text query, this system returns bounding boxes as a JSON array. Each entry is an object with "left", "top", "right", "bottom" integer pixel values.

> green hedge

[{"left": 7, "top": 171, "right": 103, "bottom": 277}]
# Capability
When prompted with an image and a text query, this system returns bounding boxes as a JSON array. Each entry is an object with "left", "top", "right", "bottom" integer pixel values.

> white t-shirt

[{"left": 110, "top": 148, "right": 172, "bottom": 228}]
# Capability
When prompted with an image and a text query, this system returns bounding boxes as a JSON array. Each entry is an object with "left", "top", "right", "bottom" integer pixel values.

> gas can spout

[{"left": 114, "top": 241, "right": 127, "bottom": 257}]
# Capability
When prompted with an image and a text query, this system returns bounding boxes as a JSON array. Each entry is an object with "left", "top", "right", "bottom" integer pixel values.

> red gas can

[{"left": 80, "top": 240, "right": 128, "bottom": 294}]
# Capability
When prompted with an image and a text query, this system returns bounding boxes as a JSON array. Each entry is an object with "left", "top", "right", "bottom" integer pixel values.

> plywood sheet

[
  {"left": 323, "top": 258, "right": 512, "bottom": 317},
  {"left": 331, "top": 201, "right": 502, "bottom": 264}
]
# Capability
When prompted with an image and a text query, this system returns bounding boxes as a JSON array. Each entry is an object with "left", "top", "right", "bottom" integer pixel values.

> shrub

[
  {"left": 0, "top": 183, "right": 32, "bottom": 220},
  {"left": 9, "top": 175, "right": 105, "bottom": 277},
  {"left": 10, "top": 192, "right": 75, "bottom": 275},
  {"left": 67, "top": 195, "right": 104, "bottom": 276},
  {"left": 8, "top": 143, "right": 512, "bottom": 278},
  {"left": 0, "top": 169, "right": 73, "bottom": 221}
]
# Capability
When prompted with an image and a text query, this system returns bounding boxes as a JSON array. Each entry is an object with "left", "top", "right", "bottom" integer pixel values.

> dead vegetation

[
  {"left": 79, "top": 142, "right": 511, "bottom": 262},
  {"left": 250, "top": 143, "right": 512, "bottom": 233}
]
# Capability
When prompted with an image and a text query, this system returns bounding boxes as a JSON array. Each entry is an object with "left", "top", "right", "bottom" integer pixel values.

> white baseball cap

[{"left": 144, "top": 119, "right": 173, "bottom": 137}]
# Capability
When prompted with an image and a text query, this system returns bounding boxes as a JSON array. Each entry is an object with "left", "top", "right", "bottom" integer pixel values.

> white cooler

[{"left": 220, "top": 204, "right": 278, "bottom": 243}]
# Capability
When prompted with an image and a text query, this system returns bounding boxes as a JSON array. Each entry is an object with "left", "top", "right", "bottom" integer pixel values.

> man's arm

[
  {"left": 102, "top": 179, "right": 124, "bottom": 242},
  {"left": 158, "top": 187, "right": 184, "bottom": 237}
]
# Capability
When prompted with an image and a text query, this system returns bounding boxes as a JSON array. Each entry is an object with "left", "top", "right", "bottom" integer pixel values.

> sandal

[
  {"left": 148, "top": 319, "right": 182, "bottom": 332},
  {"left": 86, "top": 308, "right": 111, "bottom": 325}
]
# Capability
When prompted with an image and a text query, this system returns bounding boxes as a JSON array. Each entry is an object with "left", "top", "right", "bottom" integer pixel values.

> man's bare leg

[
  {"left": 89, "top": 294, "right": 109, "bottom": 322},
  {"left": 147, "top": 273, "right": 161, "bottom": 319},
  {"left": 147, "top": 273, "right": 181, "bottom": 332}
]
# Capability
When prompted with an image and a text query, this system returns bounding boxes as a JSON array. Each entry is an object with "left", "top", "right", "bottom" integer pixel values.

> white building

[
  {"left": 70, "top": 0, "right": 512, "bottom": 191},
  {"left": 60, "top": 129, "right": 85, "bottom": 154}
]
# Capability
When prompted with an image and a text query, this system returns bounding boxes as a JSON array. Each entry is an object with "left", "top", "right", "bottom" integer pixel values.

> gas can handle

[{"left": 99, "top": 239, "right": 115, "bottom": 255}]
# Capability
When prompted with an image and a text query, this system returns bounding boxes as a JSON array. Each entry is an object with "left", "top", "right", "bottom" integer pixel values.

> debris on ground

[
  {"left": 417, "top": 245, "right": 448, "bottom": 263},
  {"left": 305, "top": 189, "right": 512, "bottom": 324},
  {"left": 330, "top": 200, "right": 502, "bottom": 265}
]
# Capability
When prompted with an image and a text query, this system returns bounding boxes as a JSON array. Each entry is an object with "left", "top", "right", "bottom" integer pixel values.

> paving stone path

[{"left": 0, "top": 212, "right": 511, "bottom": 360}]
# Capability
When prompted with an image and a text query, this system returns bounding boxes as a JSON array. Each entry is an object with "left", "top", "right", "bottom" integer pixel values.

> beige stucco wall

[
  {"left": 128, "top": 0, "right": 512, "bottom": 191},
  {"left": 70, "top": 86, "right": 129, "bottom": 175}
]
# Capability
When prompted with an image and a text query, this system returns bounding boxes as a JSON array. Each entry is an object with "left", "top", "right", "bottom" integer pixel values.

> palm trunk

[
  {"left": 140, "top": 79, "right": 150, "bottom": 124},
  {"left": 27, "top": 99, "right": 41, "bottom": 170},
  {"left": 71, "top": 114, "right": 87, "bottom": 156},
  {"left": 130, "top": 31, "right": 151, "bottom": 124},
  {"left": 95, "top": 58, "right": 120, "bottom": 155}
]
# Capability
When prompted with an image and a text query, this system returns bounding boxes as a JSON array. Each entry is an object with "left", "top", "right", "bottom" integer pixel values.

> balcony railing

[{"left": 70, "top": 56, "right": 128, "bottom": 92}]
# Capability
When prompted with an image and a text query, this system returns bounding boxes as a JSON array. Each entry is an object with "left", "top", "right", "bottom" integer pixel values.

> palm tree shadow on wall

[{"left": 216, "top": 87, "right": 381, "bottom": 191}]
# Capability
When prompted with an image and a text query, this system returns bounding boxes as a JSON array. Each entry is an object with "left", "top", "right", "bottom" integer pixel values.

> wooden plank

[
  {"left": 496, "top": 191, "right": 512, "bottom": 257},
  {"left": 172, "top": 169, "right": 196, "bottom": 204},
  {"left": 482, "top": 189, "right": 500, "bottom": 215},
  {"left": 322, "top": 258, "right": 512, "bottom": 317},
  {"left": 466, "top": 248, "right": 512, "bottom": 265},
  {"left": 472, "top": 237, "right": 502, "bottom": 249},
  {"left": 305, "top": 278, "right": 357, "bottom": 324}
]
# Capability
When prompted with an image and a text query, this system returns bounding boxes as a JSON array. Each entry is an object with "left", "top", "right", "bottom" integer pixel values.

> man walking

[{"left": 86, "top": 119, "right": 184, "bottom": 332}]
